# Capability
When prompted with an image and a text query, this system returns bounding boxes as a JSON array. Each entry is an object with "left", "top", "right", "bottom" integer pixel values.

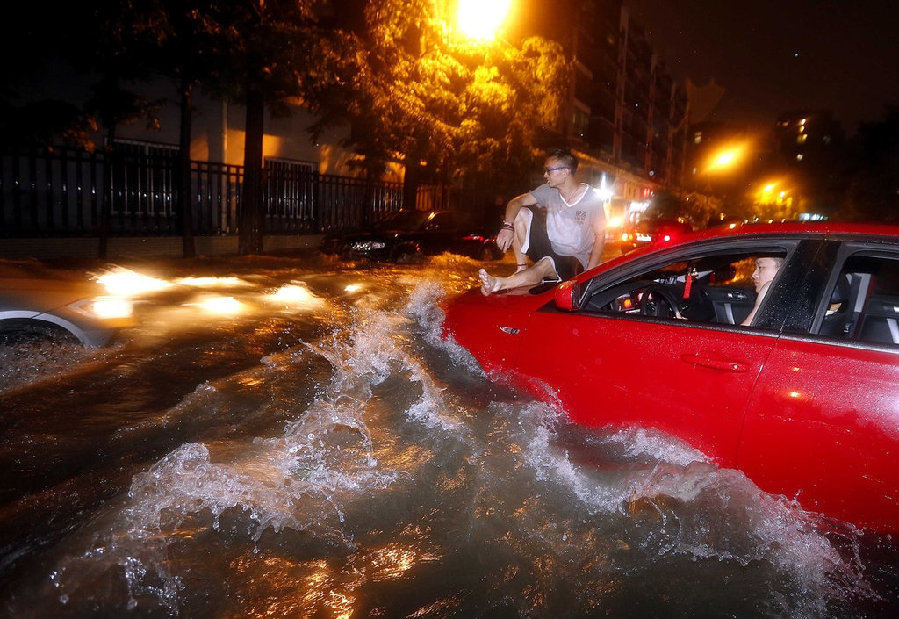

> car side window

[
  {"left": 426, "top": 212, "right": 456, "bottom": 230},
  {"left": 581, "top": 249, "right": 788, "bottom": 328},
  {"left": 817, "top": 254, "right": 899, "bottom": 347}
]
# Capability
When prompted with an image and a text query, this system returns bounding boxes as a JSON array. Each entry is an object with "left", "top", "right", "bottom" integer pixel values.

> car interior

[
  {"left": 570, "top": 245, "right": 899, "bottom": 348},
  {"left": 581, "top": 252, "right": 777, "bottom": 325},
  {"left": 818, "top": 254, "right": 899, "bottom": 346}
]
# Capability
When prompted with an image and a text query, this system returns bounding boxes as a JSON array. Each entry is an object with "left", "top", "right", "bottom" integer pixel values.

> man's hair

[{"left": 547, "top": 148, "right": 578, "bottom": 173}]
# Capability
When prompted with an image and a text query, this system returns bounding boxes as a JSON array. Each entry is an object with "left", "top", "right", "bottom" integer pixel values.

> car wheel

[{"left": 0, "top": 319, "right": 80, "bottom": 345}]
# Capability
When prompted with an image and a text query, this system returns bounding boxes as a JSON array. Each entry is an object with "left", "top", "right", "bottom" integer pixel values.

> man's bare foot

[{"left": 478, "top": 269, "right": 502, "bottom": 296}]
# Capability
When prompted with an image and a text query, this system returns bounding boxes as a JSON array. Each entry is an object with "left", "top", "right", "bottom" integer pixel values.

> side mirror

[{"left": 555, "top": 279, "right": 580, "bottom": 311}]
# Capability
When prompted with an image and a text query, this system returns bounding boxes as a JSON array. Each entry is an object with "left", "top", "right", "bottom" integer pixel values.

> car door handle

[
  {"left": 499, "top": 326, "right": 520, "bottom": 335},
  {"left": 680, "top": 353, "right": 748, "bottom": 372}
]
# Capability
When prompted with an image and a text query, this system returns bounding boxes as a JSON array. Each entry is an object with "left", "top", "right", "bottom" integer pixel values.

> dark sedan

[
  {"left": 442, "top": 222, "right": 899, "bottom": 533},
  {"left": 321, "top": 210, "right": 502, "bottom": 262}
]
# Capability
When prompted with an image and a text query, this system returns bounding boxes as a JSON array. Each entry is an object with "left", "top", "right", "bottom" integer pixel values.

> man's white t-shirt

[{"left": 526, "top": 183, "right": 606, "bottom": 267}]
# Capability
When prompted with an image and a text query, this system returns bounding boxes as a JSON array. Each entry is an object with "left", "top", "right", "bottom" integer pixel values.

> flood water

[{"left": 1, "top": 252, "right": 897, "bottom": 617}]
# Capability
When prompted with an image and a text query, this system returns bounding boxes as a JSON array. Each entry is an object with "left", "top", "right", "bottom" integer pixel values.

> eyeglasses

[{"left": 543, "top": 166, "right": 569, "bottom": 174}]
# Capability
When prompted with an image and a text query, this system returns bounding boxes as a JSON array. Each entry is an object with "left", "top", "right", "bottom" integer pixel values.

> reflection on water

[{"left": 0, "top": 253, "right": 894, "bottom": 616}]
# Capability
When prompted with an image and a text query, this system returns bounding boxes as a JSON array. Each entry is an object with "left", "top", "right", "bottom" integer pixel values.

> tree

[
  {"left": 313, "top": 0, "right": 570, "bottom": 211},
  {"left": 644, "top": 189, "right": 721, "bottom": 229},
  {"left": 198, "top": 0, "right": 332, "bottom": 255}
]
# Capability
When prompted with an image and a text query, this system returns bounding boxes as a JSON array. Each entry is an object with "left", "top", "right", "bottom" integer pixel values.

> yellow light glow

[
  {"left": 174, "top": 276, "right": 251, "bottom": 288},
  {"left": 344, "top": 284, "right": 363, "bottom": 293},
  {"left": 96, "top": 269, "right": 171, "bottom": 296},
  {"left": 270, "top": 285, "right": 318, "bottom": 306},
  {"left": 457, "top": 0, "right": 511, "bottom": 41},
  {"left": 764, "top": 184, "right": 775, "bottom": 192},
  {"left": 91, "top": 297, "right": 133, "bottom": 319},
  {"left": 196, "top": 296, "right": 242, "bottom": 315},
  {"left": 607, "top": 216, "right": 624, "bottom": 229},
  {"left": 714, "top": 152, "right": 736, "bottom": 167}
]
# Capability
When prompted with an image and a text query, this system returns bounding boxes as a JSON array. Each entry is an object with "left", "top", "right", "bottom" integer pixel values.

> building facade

[{"left": 511, "top": 0, "right": 689, "bottom": 228}]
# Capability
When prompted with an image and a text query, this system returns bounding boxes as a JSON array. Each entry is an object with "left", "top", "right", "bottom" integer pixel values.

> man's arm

[
  {"left": 496, "top": 192, "right": 537, "bottom": 252},
  {"left": 586, "top": 214, "right": 605, "bottom": 270}
]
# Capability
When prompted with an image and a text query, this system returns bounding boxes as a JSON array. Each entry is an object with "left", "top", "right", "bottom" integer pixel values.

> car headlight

[
  {"left": 90, "top": 297, "right": 133, "bottom": 319},
  {"left": 71, "top": 296, "right": 134, "bottom": 320},
  {"left": 350, "top": 240, "right": 387, "bottom": 251}
]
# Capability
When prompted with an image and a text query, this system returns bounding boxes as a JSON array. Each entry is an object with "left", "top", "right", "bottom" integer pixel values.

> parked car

[
  {"left": 321, "top": 210, "right": 503, "bottom": 262},
  {"left": 614, "top": 218, "right": 693, "bottom": 254},
  {"left": 442, "top": 222, "right": 899, "bottom": 533},
  {"left": 0, "top": 262, "right": 133, "bottom": 347}
]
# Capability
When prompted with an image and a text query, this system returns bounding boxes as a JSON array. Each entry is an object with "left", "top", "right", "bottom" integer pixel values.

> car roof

[{"left": 677, "top": 221, "right": 899, "bottom": 244}]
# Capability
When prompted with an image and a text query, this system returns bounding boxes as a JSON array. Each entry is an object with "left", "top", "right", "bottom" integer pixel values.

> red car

[{"left": 442, "top": 222, "right": 899, "bottom": 533}]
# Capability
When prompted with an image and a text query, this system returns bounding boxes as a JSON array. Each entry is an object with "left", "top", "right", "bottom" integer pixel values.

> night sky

[{"left": 624, "top": 0, "right": 899, "bottom": 134}]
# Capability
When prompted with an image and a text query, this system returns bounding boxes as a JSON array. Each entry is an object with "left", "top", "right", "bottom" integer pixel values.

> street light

[
  {"left": 705, "top": 145, "right": 746, "bottom": 174},
  {"left": 456, "top": 0, "right": 511, "bottom": 41}
]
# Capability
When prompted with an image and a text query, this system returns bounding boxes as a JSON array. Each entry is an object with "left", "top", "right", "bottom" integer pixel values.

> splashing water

[{"left": 0, "top": 257, "right": 885, "bottom": 617}]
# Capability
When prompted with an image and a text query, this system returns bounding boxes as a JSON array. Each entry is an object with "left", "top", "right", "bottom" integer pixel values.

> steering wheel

[{"left": 639, "top": 285, "right": 683, "bottom": 318}]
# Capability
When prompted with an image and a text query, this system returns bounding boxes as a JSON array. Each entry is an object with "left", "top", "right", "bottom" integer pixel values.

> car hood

[
  {"left": 0, "top": 276, "right": 107, "bottom": 314},
  {"left": 442, "top": 285, "right": 558, "bottom": 375}
]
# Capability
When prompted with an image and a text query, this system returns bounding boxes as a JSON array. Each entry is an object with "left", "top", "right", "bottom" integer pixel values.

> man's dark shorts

[{"left": 524, "top": 206, "right": 581, "bottom": 281}]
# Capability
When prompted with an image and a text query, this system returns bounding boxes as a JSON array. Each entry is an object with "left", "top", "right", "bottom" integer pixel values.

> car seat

[{"left": 819, "top": 272, "right": 872, "bottom": 338}]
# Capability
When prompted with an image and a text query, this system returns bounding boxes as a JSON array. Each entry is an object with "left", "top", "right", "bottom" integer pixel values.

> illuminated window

[
  {"left": 693, "top": 132, "right": 702, "bottom": 144},
  {"left": 797, "top": 134, "right": 808, "bottom": 144},
  {"left": 796, "top": 154, "right": 804, "bottom": 162}
]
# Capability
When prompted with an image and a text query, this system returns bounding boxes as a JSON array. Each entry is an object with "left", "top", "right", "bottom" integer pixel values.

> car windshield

[{"left": 374, "top": 211, "right": 431, "bottom": 231}]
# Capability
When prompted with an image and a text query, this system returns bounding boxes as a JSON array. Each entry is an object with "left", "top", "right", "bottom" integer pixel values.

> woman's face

[{"left": 752, "top": 257, "right": 780, "bottom": 292}]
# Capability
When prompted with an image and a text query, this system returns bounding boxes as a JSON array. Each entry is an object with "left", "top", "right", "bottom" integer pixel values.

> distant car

[
  {"left": 442, "top": 222, "right": 899, "bottom": 533},
  {"left": 320, "top": 209, "right": 503, "bottom": 262},
  {"left": 615, "top": 218, "right": 693, "bottom": 254},
  {"left": 0, "top": 263, "right": 133, "bottom": 347}
]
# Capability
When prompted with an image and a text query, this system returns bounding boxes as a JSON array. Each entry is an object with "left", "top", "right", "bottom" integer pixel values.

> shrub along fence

[{"left": 1, "top": 147, "right": 452, "bottom": 239}]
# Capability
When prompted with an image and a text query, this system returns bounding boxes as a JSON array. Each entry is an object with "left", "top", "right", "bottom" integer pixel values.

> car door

[
  {"left": 511, "top": 239, "right": 802, "bottom": 466},
  {"left": 738, "top": 241, "right": 899, "bottom": 531}
]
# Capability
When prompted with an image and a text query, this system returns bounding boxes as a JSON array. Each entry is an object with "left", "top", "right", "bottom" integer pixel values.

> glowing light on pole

[{"left": 457, "top": 0, "right": 511, "bottom": 41}]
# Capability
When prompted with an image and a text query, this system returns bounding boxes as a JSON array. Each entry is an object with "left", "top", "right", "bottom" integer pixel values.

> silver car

[{"left": 0, "top": 262, "right": 133, "bottom": 347}]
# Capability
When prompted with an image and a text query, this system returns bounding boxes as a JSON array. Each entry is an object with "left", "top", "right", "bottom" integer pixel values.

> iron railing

[{"left": 1, "top": 147, "right": 453, "bottom": 237}]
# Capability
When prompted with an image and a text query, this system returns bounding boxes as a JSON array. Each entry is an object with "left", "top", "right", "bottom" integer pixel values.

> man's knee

[{"left": 534, "top": 256, "right": 558, "bottom": 277}]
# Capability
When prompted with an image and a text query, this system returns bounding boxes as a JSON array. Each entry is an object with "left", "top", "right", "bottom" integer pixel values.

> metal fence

[{"left": 1, "top": 148, "right": 452, "bottom": 238}]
